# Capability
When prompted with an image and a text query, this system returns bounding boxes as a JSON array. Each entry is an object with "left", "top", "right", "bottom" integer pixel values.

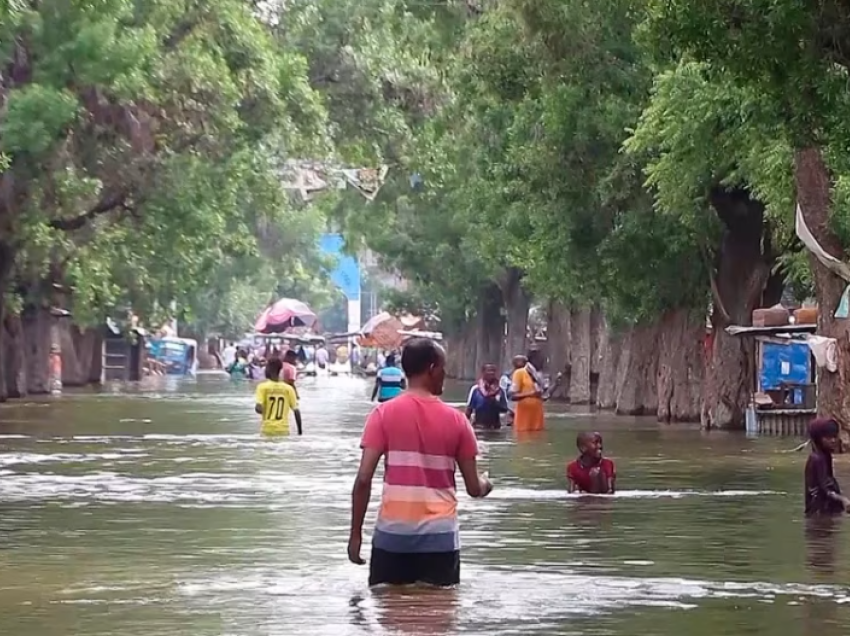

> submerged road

[{"left": 0, "top": 373, "right": 847, "bottom": 635}]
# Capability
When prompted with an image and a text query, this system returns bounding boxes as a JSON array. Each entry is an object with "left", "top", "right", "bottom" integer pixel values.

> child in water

[
  {"left": 805, "top": 418, "right": 850, "bottom": 516},
  {"left": 566, "top": 432, "right": 616, "bottom": 494}
]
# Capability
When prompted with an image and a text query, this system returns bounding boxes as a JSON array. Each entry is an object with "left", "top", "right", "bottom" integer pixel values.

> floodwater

[{"left": 0, "top": 374, "right": 848, "bottom": 636}]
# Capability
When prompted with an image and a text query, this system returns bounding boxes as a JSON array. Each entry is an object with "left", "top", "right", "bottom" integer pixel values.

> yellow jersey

[{"left": 254, "top": 380, "right": 299, "bottom": 435}]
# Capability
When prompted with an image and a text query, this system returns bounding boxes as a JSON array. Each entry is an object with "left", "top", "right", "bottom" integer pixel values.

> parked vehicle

[{"left": 147, "top": 337, "right": 198, "bottom": 376}]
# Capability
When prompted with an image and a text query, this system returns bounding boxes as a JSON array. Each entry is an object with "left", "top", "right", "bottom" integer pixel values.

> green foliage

[
  {"left": 0, "top": 0, "right": 333, "bottom": 336},
  {"left": 281, "top": 0, "right": 450, "bottom": 164},
  {"left": 634, "top": 0, "right": 850, "bottom": 300},
  {"left": 637, "top": 0, "right": 850, "bottom": 145},
  {"left": 1, "top": 85, "right": 79, "bottom": 157},
  {"left": 5, "top": 0, "right": 838, "bottom": 347},
  {"left": 319, "top": 0, "right": 715, "bottom": 326},
  {"left": 625, "top": 62, "right": 794, "bottom": 222},
  {"left": 394, "top": 0, "right": 711, "bottom": 321}
]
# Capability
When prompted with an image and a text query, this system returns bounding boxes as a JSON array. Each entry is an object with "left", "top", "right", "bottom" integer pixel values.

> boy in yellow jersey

[{"left": 254, "top": 358, "right": 303, "bottom": 436}]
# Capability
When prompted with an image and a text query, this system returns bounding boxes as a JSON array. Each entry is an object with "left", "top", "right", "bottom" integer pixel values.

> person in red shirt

[
  {"left": 347, "top": 337, "right": 493, "bottom": 587},
  {"left": 566, "top": 432, "right": 616, "bottom": 494}
]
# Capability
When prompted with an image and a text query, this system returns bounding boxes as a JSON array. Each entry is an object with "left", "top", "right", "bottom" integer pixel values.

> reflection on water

[
  {"left": 0, "top": 374, "right": 849, "bottom": 635},
  {"left": 352, "top": 587, "right": 461, "bottom": 636},
  {"left": 806, "top": 517, "right": 840, "bottom": 578}
]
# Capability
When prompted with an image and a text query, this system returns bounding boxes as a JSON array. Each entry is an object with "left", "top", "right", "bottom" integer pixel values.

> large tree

[
  {"left": 638, "top": 0, "right": 850, "bottom": 429},
  {"left": 0, "top": 0, "right": 326, "bottom": 397},
  {"left": 624, "top": 61, "right": 799, "bottom": 428}
]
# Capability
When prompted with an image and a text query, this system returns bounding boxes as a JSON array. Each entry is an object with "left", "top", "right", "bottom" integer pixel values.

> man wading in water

[{"left": 348, "top": 337, "right": 493, "bottom": 587}]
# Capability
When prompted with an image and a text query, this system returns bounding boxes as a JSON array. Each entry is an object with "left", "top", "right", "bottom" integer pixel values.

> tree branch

[
  {"left": 163, "top": 17, "right": 200, "bottom": 51},
  {"left": 699, "top": 242, "right": 731, "bottom": 325},
  {"left": 709, "top": 268, "right": 732, "bottom": 325},
  {"left": 49, "top": 191, "right": 128, "bottom": 232}
]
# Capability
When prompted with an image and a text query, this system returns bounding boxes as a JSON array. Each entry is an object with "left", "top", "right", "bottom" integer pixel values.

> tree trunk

[
  {"left": 476, "top": 283, "right": 505, "bottom": 370},
  {"left": 58, "top": 324, "right": 101, "bottom": 386},
  {"left": 0, "top": 241, "right": 12, "bottom": 401},
  {"left": 88, "top": 329, "right": 104, "bottom": 384},
  {"left": 763, "top": 268, "right": 785, "bottom": 307},
  {"left": 703, "top": 188, "right": 771, "bottom": 430},
  {"left": 3, "top": 314, "right": 27, "bottom": 398},
  {"left": 656, "top": 309, "right": 705, "bottom": 422},
  {"left": 596, "top": 317, "right": 621, "bottom": 410},
  {"left": 590, "top": 306, "right": 603, "bottom": 404},
  {"left": 0, "top": 311, "right": 7, "bottom": 402},
  {"left": 58, "top": 323, "right": 83, "bottom": 386},
  {"left": 0, "top": 304, "right": 6, "bottom": 403},
  {"left": 22, "top": 307, "right": 51, "bottom": 395},
  {"left": 445, "top": 320, "right": 479, "bottom": 381},
  {"left": 794, "top": 146, "right": 850, "bottom": 436},
  {"left": 499, "top": 267, "right": 530, "bottom": 369},
  {"left": 614, "top": 322, "right": 660, "bottom": 415},
  {"left": 568, "top": 306, "right": 592, "bottom": 404},
  {"left": 546, "top": 300, "right": 571, "bottom": 399}
]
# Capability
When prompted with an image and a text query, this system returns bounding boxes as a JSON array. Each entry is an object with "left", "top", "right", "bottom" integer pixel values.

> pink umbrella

[{"left": 254, "top": 298, "right": 317, "bottom": 334}]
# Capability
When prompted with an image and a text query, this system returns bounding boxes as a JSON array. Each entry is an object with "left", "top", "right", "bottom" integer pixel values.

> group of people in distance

[
  {"left": 250, "top": 338, "right": 618, "bottom": 590},
  {"left": 344, "top": 338, "right": 619, "bottom": 589},
  {"left": 464, "top": 351, "right": 551, "bottom": 432}
]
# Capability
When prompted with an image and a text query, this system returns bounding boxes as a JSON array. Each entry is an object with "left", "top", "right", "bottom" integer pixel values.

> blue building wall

[
  {"left": 319, "top": 233, "right": 360, "bottom": 301},
  {"left": 759, "top": 340, "right": 811, "bottom": 404}
]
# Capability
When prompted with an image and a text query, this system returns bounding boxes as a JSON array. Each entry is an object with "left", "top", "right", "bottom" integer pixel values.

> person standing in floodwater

[
  {"left": 465, "top": 363, "right": 509, "bottom": 429},
  {"left": 348, "top": 337, "right": 493, "bottom": 587},
  {"left": 282, "top": 349, "right": 299, "bottom": 397},
  {"left": 254, "top": 358, "right": 303, "bottom": 436},
  {"left": 221, "top": 341, "right": 237, "bottom": 369},
  {"left": 805, "top": 418, "right": 850, "bottom": 516},
  {"left": 510, "top": 351, "right": 545, "bottom": 433},
  {"left": 315, "top": 343, "right": 329, "bottom": 370},
  {"left": 371, "top": 353, "right": 405, "bottom": 403}
]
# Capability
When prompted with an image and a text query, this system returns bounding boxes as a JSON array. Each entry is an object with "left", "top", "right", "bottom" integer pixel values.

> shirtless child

[{"left": 566, "top": 432, "right": 616, "bottom": 494}]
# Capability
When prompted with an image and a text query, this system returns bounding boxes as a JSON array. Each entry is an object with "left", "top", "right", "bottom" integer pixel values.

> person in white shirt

[
  {"left": 221, "top": 342, "right": 237, "bottom": 369},
  {"left": 499, "top": 368, "right": 515, "bottom": 425},
  {"left": 315, "top": 345, "right": 329, "bottom": 370}
]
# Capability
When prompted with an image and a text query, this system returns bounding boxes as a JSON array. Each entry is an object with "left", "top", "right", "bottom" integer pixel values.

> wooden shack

[{"left": 727, "top": 323, "right": 818, "bottom": 436}]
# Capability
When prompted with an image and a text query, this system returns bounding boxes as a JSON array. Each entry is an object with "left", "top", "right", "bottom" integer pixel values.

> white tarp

[
  {"left": 795, "top": 203, "right": 850, "bottom": 283},
  {"left": 805, "top": 334, "right": 838, "bottom": 372},
  {"left": 281, "top": 162, "right": 389, "bottom": 201}
]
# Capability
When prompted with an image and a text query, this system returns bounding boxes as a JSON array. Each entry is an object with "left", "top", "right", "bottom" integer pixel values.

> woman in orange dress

[{"left": 510, "top": 352, "right": 545, "bottom": 432}]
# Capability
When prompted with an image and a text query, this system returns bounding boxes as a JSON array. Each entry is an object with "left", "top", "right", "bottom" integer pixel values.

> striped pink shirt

[{"left": 361, "top": 393, "right": 479, "bottom": 553}]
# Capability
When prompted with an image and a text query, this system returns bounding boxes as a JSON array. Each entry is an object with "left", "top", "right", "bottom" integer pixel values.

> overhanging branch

[
  {"left": 49, "top": 190, "right": 129, "bottom": 232},
  {"left": 699, "top": 242, "right": 731, "bottom": 326}
]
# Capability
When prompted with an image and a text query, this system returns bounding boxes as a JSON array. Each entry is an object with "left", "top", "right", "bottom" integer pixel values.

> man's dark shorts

[{"left": 369, "top": 547, "right": 460, "bottom": 587}]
